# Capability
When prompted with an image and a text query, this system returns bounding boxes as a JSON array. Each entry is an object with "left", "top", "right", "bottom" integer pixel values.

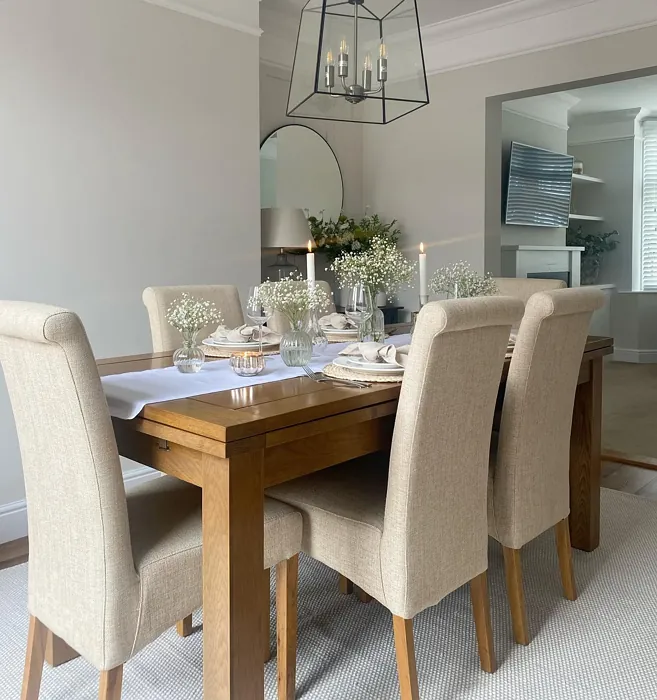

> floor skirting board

[
  {"left": 613, "top": 348, "right": 657, "bottom": 363},
  {"left": 0, "top": 466, "right": 160, "bottom": 545}
]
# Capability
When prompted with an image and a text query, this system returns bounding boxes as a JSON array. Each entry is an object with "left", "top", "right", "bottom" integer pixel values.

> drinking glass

[
  {"left": 247, "top": 285, "right": 272, "bottom": 353},
  {"left": 345, "top": 284, "right": 373, "bottom": 340}
]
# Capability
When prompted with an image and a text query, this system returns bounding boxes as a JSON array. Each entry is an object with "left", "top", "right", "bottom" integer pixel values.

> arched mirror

[{"left": 260, "top": 125, "right": 343, "bottom": 220}]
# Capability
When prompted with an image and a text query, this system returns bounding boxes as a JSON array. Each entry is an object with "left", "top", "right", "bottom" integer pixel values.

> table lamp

[{"left": 261, "top": 208, "right": 310, "bottom": 280}]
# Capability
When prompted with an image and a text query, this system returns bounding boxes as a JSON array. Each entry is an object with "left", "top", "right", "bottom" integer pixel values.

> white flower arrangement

[
  {"left": 258, "top": 273, "right": 332, "bottom": 327},
  {"left": 166, "top": 293, "right": 223, "bottom": 335},
  {"left": 329, "top": 235, "right": 416, "bottom": 300},
  {"left": 429, "top": 261, "right": 498, "bottom": 299}
]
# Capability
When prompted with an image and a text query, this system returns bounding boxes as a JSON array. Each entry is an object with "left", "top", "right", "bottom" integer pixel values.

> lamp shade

[
  {"left": 261, "top": 208, "right": 311, "bottom": 249},
  {"left": 287, "top": 0, "right": 429, "bottom": 125}
]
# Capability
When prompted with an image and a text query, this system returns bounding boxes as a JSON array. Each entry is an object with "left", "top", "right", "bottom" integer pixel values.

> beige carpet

[
  {"left": 2, "top": 489, "right": 657, "bottom": 699},
  {"left": 603, "top": 360, "right": 657, "bottom": 459}
]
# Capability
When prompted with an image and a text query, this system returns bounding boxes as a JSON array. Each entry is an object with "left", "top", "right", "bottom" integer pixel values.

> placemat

[
  {"left": 322, "top": 362, "right": 404, "bottom": 384},
  {"left": 203, "top": 344, "right": 280, "bottom": 359}
]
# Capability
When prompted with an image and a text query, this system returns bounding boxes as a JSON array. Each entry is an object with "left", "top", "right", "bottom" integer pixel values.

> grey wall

[
  {"left": 569, "top": 139, "right": 635, "bottom": 290},
  {"left": 0, "top": 0, "right": 261, "bottom": 517},
  {"left": 362, "top": 24, "right": 657, "bottom": 314},
  {"left": 501, "top": 110, "right": 568, "bottom": 247}
]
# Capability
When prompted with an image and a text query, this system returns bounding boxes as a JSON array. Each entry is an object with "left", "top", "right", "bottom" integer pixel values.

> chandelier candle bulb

[
  {"left": 362, "top": 52, "right": 372, "bottom": 92},
  {"left": 419, "top": 243, "right": 428, "bottom": 306},
  {"left": 377, "top": 41, "right": 388, "bottom": 83},
  {"left": 306, "top": 241, "right": 316, "bottom": 288},
  {"left": 338, "top": 38, "right": 349, "bottom": 78},
  {"left": 325, "top": 50, "right": 335, "bottom": 89}
]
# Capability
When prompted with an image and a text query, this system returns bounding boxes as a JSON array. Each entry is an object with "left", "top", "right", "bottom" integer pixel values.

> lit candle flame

[
  {"left": 420, "top": 242, "right": 425, "bottom": 254},
  {"left": 308, "top": 240, "right": 313, "bottom": 253}
]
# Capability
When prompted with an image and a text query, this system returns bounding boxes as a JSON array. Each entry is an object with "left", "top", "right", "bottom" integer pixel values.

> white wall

[
  {"left": 501, "top": 110, "right": 569, "bottom": 247},
  {"left": 569, "top": 139, "right": 635, "bottom": 290},
  {"left": 362, "top": 25, "right": 657, "bottom": 314},
  {"left": 0, "top": 0, "right": 261, "bottom": 539},
  {"left": 613, "top": 292, "right": 657, "bottom": 362}
]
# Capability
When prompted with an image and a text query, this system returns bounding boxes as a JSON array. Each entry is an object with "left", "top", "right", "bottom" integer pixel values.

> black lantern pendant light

[{"left": 287, "top": 0, "right": 430, "bottom": 125}]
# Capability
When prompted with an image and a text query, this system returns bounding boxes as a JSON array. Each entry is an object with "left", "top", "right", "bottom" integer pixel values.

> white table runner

[{"left": 102, "top": 335, "right": 411, "bottom": 421}]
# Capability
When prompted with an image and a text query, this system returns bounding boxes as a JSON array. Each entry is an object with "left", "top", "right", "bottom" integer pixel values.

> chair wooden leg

[
  {"left": 338, "top": 574, "right": 353, "bottom": 595},
  {"left": 264, "top": 567, "right": 272, "bottom": 663},
  {"left": 469, "top": 571, "right": 497, "bottom": 673},
  {"left": 392, "top": 616, "right": 420, "bottom": 700},
  {"left": 176, "top": 615, "right": 193, "bottom": 638},
  {"left": 45, "top": 629, "right": 79, "bottom": 667},
  {"left": 21, "top": 616, "right": 47, "bottom": 700},
  {"left": 555, "top": 518, "right": 578, "bottom": 601},
  {"left": 357, "top": 588, "right": 372, "bottom": 604},
  {"left": 99, "top": 667, "right": 123, "bottom": 700},
  {"left": 502, "top": 546, "right": 530, "bottom": 646},
  {"left": 277, "top": 555, "right": 298, "bottom": 700}
]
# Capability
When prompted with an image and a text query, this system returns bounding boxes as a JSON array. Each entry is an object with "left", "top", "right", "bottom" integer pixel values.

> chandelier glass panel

[{"left": 287, "top": 0, "right": 429, "bottom": 125}]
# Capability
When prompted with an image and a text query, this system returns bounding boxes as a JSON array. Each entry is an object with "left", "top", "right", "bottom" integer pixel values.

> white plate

[
  {"left": 334, "top": 356, "right": 405, "bottom": 374},
  {"left": 323, "top": 327, "right": 358, "bottom": 335},
  {"left": 202, "top": 338, "right": 278, "bottom": 350}
]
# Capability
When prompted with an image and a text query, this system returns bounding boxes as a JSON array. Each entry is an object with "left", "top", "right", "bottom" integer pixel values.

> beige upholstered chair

[
  {"left": 489, "top": 288, "right": 604, "bottom": 646},
  {"left": 269, "top": 297, "right": 524, "bottom": 698},
  {"left": 493, "top": 277, "right": 566, "bottom": 305},
  {"left": 267, "top": 280, "right": 336, "bottom": 335},
  {"left": 0, "top": 302, "right": 302, "bottom": 700},
  {"left": 142, "top": 285, "right": 244, "bottom": 352}
]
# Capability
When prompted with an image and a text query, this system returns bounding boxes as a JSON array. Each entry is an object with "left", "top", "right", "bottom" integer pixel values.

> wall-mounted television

[{"left": 504, "top": 142, "right": 574, "bottom": 228}]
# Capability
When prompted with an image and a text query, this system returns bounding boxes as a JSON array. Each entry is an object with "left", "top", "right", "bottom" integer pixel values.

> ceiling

[
  {"left": 568, "top": 75, "right": 657, "bottom": 116},
  {"left": 261, "top": 0, "right": 515, "bottom": 26}
]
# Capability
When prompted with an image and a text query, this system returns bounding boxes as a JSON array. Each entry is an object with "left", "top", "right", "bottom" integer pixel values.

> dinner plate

[
  {"left": 334, "top": 356, "right": 405, "bottom": 374},
  {"left": 323, "top": 327, "right": 358, "bottom": 335},
  {"left": 202, "top": 338, "right": 278, "bottom": 350}
]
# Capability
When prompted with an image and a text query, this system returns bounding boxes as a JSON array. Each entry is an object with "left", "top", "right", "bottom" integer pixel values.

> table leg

[
  {"left": 202, "top": 450, "right": 265, "bottom": 700},
  {"left": 569, "top": 357, "right": 602, "bottom": 552}
]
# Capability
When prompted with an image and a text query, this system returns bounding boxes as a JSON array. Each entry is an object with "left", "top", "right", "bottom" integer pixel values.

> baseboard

[
  {"left": 602, "top": 450, "right": 657, "bottom": 472},
  {"left": 613, "top": 348, "right": 657, "bottom": 363},
  {"left": 0, "top": 466, "right": 161, "bottom": 545}
]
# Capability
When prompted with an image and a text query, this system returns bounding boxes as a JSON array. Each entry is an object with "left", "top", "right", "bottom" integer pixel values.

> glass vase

[
  {"left": 280, "top": 320, "right": 313, "bottom": 367},
  {"left": 306, "top": 311, "right": 328, "bottom": 356},
  {"left": 358, "top": 307, "right": 386, "bottom": 343},
  {"left": 173, "top": 329, "right": 205, "bottom": 374}
]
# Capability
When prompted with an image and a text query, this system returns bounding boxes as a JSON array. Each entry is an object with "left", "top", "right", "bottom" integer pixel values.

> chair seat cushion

[
  {"left": 266, "top": 456, "right": 389, "bottom": 603},
  {"left": 127, "top": 476, "right": 302, "bottom": 657}
]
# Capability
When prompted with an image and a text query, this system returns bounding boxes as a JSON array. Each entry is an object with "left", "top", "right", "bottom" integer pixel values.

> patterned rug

[{"left": 1, "top": 489, "right": 655, "bottom": 699}]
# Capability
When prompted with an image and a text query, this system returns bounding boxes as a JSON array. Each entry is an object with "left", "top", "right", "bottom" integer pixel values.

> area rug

[
  {"left": 603, "top": 360, "right": 657, "bottom": 459},
  {"left": 1, "top": 489, "right": 656, "bottom": 699}
]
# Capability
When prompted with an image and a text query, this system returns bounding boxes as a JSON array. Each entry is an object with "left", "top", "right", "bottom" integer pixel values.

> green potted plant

[{"left": 566, "top": 226, "right": 619, "bottom": 285}]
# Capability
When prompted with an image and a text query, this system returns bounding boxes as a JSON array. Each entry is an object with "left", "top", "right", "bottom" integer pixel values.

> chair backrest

[
  {"left": 491, "top": 287, "right": 605, "bottom": 549},
  {"left": 0, "top": 302, "right": 139, "bottom": 669},
  {"left": 267, "top": 280, "right": 336, "bottom": 335},
  {"left": 142, "top": 285, "right": 244, "bottom": 352},
  {"left": 381, "top": 296, "right": 524, "bottom": 619},
  {"left": 493, "top": 277, "right": 566, "bottom": 305}
]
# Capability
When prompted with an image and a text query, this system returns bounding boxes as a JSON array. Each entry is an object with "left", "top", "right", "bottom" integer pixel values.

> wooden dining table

[{"left": 98, "top": 334, "right": 613, "bottom": 700}]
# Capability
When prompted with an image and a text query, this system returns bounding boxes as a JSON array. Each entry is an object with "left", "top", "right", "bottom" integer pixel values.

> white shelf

[
  {"left": 569, "top": 214, "right": 604, "bottom": 222},
  {"left": 572, "top": 173, "right": 604, "bottom": 184}
]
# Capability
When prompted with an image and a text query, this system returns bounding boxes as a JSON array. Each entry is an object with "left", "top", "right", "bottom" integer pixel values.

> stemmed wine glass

[
  {"left": 247, "top": 285, "right": 272, "bottom": 354},
  {"left": 345, "top": 284, "right": 373, "bottom": 342}
]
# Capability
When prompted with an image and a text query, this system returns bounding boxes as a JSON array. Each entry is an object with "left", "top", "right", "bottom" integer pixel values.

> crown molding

[
  {"left": 422, "top": 0, "right": 657, "bottom": 75},
  {"left": 568, "top": 109, "right": 640, "bottom": 144},
  {"left": 503, "top": 92, "right": 581, "bottom": 130},
  {"left": 141, "top": 0, "right": 262, "bottom": 37}
]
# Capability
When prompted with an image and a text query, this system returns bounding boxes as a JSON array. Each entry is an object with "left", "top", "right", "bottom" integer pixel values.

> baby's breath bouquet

[
  {"left": 166, "top": 293, "right": 223, "bottom": 373},
  {"left": 257, "top": 273, "right": 332, "bottom": 327},
  {"left": 329, "top": 235, "right": 417, "bottom": 301},
  {"left": 429, "top": 261, "right": 498, "bottom": 299}
]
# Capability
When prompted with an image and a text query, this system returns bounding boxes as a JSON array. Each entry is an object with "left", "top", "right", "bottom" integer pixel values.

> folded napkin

[
  {"left": 319, "top": 313, "right": 357, "bottom": 331},
  {"left": 211, "top": 324, "right": 281, "bottom": 344},
  {"left": 339, "top": 342, "right": 410, "bottom": 368}
]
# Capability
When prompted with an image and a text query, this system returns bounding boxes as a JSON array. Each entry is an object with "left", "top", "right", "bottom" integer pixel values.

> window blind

[{"left": 641, "top": 120, "right": 657, "bottom": 290}]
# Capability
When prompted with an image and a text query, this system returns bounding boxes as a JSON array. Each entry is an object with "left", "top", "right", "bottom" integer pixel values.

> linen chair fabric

[
  {"left": 492, "top": 278, "right": 566, "bottom": 305},
  {"left": 0, "top": 302, "right": 303, "bottom": 699},
  {"left": 488, "top": 287, "right": 604, "bottom": 645},
  {"left": 268, "top": 297, "right": 524, "bottom": 695},
  {"left": 142, "top": 284, "right": 244, "bottom": 352},
  {"left": 267, "top": 280, "right": 336, "bottom": 335}
]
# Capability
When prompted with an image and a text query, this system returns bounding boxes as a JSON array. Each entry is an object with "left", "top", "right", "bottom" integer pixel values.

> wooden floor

[{"left": 0, "top": 462, "right": 655, "bottom": 572}]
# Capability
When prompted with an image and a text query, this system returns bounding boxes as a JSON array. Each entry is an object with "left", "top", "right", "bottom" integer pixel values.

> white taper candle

[
  {"left": 419, "top": 242, "right": 428, "bottom": 300},
  {"left": 306, "top": 240, "right": 316, "bottom": 288}
]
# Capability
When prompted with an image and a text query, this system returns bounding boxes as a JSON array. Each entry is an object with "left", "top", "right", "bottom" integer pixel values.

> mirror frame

[{"left": 260, "top": 124, "right": 345, "bottom": 216}]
